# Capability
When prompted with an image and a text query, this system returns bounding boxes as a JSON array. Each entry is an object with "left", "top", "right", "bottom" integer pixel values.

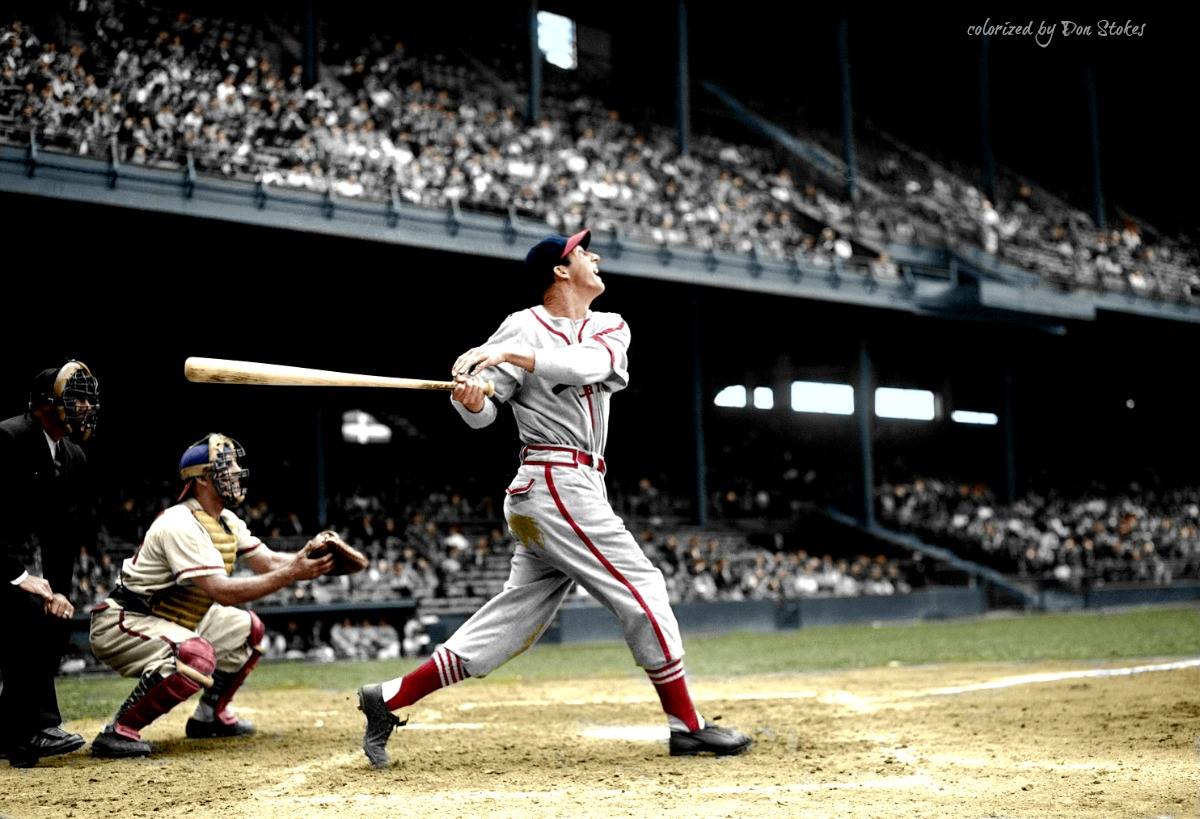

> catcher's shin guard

[
  {"left": 114, "top": 637, "right": 216, "bottom": 735},
  {"left": 197, "top": 612, "right": 265, "bottom": 727}
]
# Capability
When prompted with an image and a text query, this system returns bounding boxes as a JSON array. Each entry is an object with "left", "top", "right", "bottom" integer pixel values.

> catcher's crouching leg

[
  {"left": 187, "top": 611, "right": 265, "bottom": 739},
  {"left": 92, "top": 636, "right": 216, "bottom": 758}
]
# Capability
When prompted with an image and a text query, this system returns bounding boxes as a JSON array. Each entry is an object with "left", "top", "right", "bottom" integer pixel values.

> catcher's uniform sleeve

[
  {"left": 451, "top": 311, "right": 529, "bottom": 429},
  {"left": 224, "top": 511, "right": 263, "bottom": 557},
  {"left": 534, "top": 316, "right": 630, "bottom": 391},
  {"left": 159, "top": 519, "right": 228, "bottom": 585}
]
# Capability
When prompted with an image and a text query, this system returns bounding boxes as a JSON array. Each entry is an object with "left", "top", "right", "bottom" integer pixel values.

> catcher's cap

[
  {"left": 179, "top": 441, "right": 211, "bottom": 476},
  {"left": 179, "top": 433, "right": 245, "bottom": 479},
  {"left": 525, "top": 228, "right": 591, "bottom": 285},
  {"left": 179, "top": 433, "right": 248, "bottom": 505}
]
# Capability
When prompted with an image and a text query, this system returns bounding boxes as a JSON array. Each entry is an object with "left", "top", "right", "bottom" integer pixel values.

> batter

[{"left": 357, "top": 228, "right": 752, "bottom": 767}]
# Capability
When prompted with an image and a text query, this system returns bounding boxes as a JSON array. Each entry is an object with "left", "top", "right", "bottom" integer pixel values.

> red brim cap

[{"left": 560, "top": 228, "right": 591, "bottom": 259}]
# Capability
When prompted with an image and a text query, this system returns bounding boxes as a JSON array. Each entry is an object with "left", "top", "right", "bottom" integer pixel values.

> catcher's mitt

[{"left": 306, "top": 530, "right": 368, "bottom": 575}]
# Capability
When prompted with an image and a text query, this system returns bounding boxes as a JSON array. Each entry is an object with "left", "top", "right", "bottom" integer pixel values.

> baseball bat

[{"left": 183, "top": 357, "right": 495, "bottom": 397}]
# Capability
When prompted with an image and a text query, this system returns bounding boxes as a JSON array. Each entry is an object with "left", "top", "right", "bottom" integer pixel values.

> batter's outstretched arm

[
  {"left": 532, "top": 344, "right": 614, "bottom": 386},
  {"left": 194, "top": 542, "right": 333, "bottom": 606},
  {"left": 455, "top": 342, "right": 620, "bottom": 388}
]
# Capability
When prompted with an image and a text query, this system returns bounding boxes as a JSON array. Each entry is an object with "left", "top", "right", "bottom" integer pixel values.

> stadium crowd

[
  {"left": 878, "top": 477, "right": 1200, "bottom": 589},
  {"left": 58, "top": 476, "right": 919, "bottom": 665},
  {"left": 72, "top": 477, "right": 915, "bottom": 615},
  {"left": 3, "top": 3, "right": 1197, "bottom": 300}
]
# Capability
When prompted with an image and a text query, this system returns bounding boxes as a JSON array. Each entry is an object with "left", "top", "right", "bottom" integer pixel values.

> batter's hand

[
  {"left": 18, "top": 575, "right": 52, "bottom": 601},
  {"left": 453, "top": 345, "right": 535, "bottom": 378},
  {"left": 451, "top": 374, "right": 488, "bottom": 412},
  {"left": 44, "top": 593, "right": 74, "bottom": 619},
  {"left": 453, "top": 345, "right": 506, "bottom": 378}
]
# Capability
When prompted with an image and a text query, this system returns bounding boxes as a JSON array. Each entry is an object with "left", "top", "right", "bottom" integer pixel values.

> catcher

[{"left": 88, "top": 433, "right": 365, "bottom": 758}]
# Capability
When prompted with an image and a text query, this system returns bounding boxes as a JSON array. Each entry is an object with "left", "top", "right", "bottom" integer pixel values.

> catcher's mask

[
  {"left": 179, "top": 433, "right": 249, "bottom": 507},
  {"left": 29, "top": 360, "right": 100, "bottom": 441}
]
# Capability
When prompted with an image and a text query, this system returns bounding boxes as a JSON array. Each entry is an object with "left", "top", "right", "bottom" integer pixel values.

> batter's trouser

[{"left": 445, "top": 462, "right": 684, "bottom": 675}]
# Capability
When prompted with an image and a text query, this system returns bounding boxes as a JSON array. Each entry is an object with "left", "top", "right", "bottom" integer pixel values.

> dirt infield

[{"left": 3, "top": 660, "right": 1198, "bottom": 818}]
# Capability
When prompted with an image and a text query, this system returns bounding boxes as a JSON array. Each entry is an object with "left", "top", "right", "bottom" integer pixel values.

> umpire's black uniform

[{"left": 0, "top": 412, "right": 91, "bottom": 758}]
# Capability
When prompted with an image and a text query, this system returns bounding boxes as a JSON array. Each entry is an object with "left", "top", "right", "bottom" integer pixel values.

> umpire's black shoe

[
  {"left": 185, "top": 715, "right": 256, "bottom": 739},
  {"left": 9, "top": 726, "right": 86, "bottom": 767},
  {"left": 91, "top": 725, "right": 152, "bottom": 759},
  {"left": 669, "top": 719, "right": 753, "bottom": 757},
  {"left": 358, "top": 683, "right": 405, "bottom": 769}
]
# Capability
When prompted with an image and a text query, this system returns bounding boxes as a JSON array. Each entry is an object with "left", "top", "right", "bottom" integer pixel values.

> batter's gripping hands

[{"left": 305, "top": 531, "right": 368, "bottom": 576}]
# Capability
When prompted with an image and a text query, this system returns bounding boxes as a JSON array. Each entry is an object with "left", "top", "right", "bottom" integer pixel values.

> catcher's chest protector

[{"left": 149, "top": 509, "right": 237, "bottom": 630}]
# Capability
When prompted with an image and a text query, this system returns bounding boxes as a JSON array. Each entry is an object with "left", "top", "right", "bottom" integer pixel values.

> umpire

[{"left": 0, "top": 361, "right": 100, "bottom": 767}]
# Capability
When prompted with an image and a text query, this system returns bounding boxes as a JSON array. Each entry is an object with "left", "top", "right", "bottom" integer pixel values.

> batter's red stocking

[
  {"left": 647, "top": 658, "right": 702, "bottom": 732},
  {"left": 383, "top": 646, "right": 468, "bottom": 710}
]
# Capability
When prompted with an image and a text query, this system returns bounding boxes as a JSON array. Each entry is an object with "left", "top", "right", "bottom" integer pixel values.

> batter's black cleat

[
  {"left": 91, "top": 725, "right": 152, "bottom": 759},
  {"left": 185, "top": 715, "right": 256, "bottom": 739},
  {"left": 669, "top": 718, "right": 753, "bottom": 757},
  {"left": 358, "top": 683, "right": 405, "bottom": 769}
]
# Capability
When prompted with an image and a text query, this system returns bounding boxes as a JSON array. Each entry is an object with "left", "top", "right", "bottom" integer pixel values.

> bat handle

[{"left": 448, "top": 379, "right": 495, "bottom": 397}]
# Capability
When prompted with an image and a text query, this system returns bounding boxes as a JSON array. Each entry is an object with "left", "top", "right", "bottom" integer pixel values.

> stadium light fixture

[
  {"left": 951, "top": 410, "right": 999, "bottom": 426},
  {"left": 341, "top": 410, "right": 393, "bottom": 444},
  {"left": 537, "top": 12, "right": 577, "bottom": 71},
  {"left": 875, "top": 387, "right": 936, "bottom": 421},
  {"left": 714, "top": 385, "right": 747, "bottom": 408},
  {"left": 753, "top": 387, "right": 774, "bottom": 410},
  {"left": 790, "top": 381, "right": 854, "bottom": 415}
]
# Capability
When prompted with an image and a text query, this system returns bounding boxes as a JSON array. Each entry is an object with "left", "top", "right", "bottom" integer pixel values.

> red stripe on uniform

[
  {"left": 576, "top": 318, "right": 590, "bottom": 343},
  {"left": 432, "top": 650, "right": 449, "bottom": 686},
  {"left": 583, "top": 385, "right": 596, "bottom": 429},
  {"left": 173, "top": 565, "right": 226, "bottom": 581},
  {"left": 591, "top": 322, "right": 625, "bottom": 339},
  {"left": 117, "top": 609, "right": 177, "bottom": 650},
  {"left": 648, "top": 657, "right": 683, "bottom": 676},
  {"left": 528, "top": 308, "right": 570, "bottom": 344},
  {"left": 650, "top": 669, "right": 686, "bottom": 685},
  {"left": 593, "top": 336, "right": 616, "bottom": 368},
  {"left": 506, "top": 479, "right": 535, "bottom": 495},
  {"left": 543, "top": 466, "right": 672, "bottom": 662}
]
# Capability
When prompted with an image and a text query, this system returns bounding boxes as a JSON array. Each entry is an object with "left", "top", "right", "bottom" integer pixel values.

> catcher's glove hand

[{"left": 305, "top": 530, "right": 368, "bottom": 576}]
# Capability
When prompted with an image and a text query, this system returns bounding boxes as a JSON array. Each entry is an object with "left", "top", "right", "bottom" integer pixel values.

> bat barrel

[{"left": 184, "top": 357, "right": 493, "bottom": 396}]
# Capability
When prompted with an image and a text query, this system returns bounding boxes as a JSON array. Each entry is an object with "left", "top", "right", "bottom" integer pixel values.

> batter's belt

[{"left": 519, "top": 444, "right": 607, "bottom": 474}]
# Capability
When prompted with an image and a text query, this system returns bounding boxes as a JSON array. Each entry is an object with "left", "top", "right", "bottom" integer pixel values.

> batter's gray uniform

[{"left": 446, "top": 306, "right": 683, "bottom": 675}]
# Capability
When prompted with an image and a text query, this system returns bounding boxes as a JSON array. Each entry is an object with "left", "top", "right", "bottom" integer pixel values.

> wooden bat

[{"left": 184, "top": 357, "right": 495, "bottom": 396}]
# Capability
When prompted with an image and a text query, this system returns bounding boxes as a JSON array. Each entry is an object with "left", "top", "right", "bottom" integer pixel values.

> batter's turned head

[{"left": 525, "top": 228, "right": 592, "bottom": 293}]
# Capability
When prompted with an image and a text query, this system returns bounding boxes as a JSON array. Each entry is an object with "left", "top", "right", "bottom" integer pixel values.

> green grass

[{"left": 58, "top": 605, "right": 1200, "bottom": 721}]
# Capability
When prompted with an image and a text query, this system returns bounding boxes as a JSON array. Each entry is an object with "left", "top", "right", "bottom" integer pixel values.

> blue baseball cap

[
  {"left": 525, "top": 228, "right": 591, "bottom": 288},
  {"left": 179, "top": 442, "right": 210, "bottom": 475}
]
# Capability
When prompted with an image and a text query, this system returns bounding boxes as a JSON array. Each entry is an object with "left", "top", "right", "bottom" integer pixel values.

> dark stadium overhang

[{"left": 3, "top": 144, "right": 1198, "bottom": 327}]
